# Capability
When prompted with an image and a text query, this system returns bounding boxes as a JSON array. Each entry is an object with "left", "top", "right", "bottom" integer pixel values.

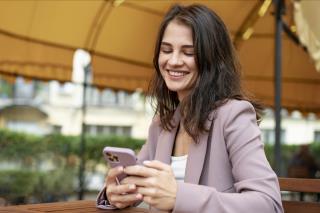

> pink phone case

[{"left": 103, "top": 146, "right": 137, "bottom": 183}]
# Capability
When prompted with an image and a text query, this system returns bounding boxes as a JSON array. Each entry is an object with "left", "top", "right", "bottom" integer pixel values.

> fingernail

[
  {"left": 118, "top": 166, "right": 123, "bottom": 172},
  {"left": 129, "top": 184, "right": 135, "bottom": 190},
  {"left": 136, "top": 193, "right": 143, "bottom": 199}
]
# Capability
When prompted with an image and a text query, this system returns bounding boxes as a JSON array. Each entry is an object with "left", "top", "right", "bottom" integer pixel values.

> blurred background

[{"left": 0, "top": 0, "right": 319, "bottom": 206}]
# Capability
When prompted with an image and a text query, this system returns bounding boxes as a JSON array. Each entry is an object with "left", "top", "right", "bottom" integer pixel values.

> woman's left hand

[{"left": 121, "top": 160, "right": 177, "bottom": 211}]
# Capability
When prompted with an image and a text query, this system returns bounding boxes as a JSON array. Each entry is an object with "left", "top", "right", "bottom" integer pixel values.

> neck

[{"left": 178, "top": 91, "right": 188, "bottom": 101}]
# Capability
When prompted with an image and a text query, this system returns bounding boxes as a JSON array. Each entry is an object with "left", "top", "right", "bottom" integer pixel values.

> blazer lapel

[
  {"left": 154, "top": 106, "right": 215, "bottom": 184},
  {"left": 184, "top": 113, "right": 214, "bottom": 184},
  {"left": 155, "top": 107, "right": 181, "bottom": 165},
  {"left": 184, "top": 132, "right": 208, "bottom": 184},
  {"left": 154, "top": 129, "right": 176, "bottom": 165}
]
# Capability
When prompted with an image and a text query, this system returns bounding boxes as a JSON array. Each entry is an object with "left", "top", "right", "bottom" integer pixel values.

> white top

[{"left": 171, "top": 155, "right": 188, "bottom": 182}]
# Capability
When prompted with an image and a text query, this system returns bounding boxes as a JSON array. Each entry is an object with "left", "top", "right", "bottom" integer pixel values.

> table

[{"left": 0, "top": 200, "right": 149, "bottom": 213}]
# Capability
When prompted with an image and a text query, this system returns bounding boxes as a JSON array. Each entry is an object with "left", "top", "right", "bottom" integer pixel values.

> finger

[
  {"left": 112, "top": 193, "right": 142, "bottom": 209},
  {"left": 106, "top": 166, "right": 124, "bottom": 185},
  {"left": 113, "top": 199, "right": 139, "bottom": 209},
  {"left": 124, "top": 165, "right": 158, "bottom": 177},
  {"left": 109, "top": 193, "right": 143, "bottom": 204},
  {"left": 143, "top": 160, "right": 171, "bottom": 172},
  {"left": 137, "top": 187, "right": 159, "bottom": 197},
  {"left": 113, "top": 202, "right": 128, "bottom": 209},
  {"left": 107, "top": 183, "right": 137, "bottom": 195},
  {"left": 143, "top": 195, "right": 156, "bottom": 206},
  {"left": 121, "top": 176, "right": 150, "bottom": 187}
]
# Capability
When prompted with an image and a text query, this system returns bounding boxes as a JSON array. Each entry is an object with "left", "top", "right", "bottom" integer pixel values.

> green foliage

[
  {"left": 0, "top": 129, "right": 43, "bottom": 161},
  {"left": 3, "top": 128, "right": 319, "bottom": 204},
  {"left": 0, "top": 170, "right": 38, "bottom": 204},
  {"left": 310, "top": 142, "right": 320, "bottom": 159},
  {"left": 0, "top": 79, "right": 13, "bottom": 98},
  {"left": 0, "top": 129, "right": 144, "bottom": 165},
  {"left": 0, "top": 169, "right": 75, "bottom": 204},
  {"left": 264, "top": 143, "right": 320, "bottom": 174},
  {"left": 0, "top": 129, "right": 145, "bottom": 204},
  {"left": 42, "top": 134, "right": 78, "bottom": 157},
  {"left": 32, "top": 168, "right": 76, "bottom": 203}
]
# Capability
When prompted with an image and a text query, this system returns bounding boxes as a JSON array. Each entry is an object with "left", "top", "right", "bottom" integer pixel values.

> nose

[{"left": 168, "top": 52, "right": 183, "bottom": 66}]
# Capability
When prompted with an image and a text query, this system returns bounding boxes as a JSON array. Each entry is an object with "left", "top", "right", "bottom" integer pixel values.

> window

[
  {"left": 85, "top": 87, "right": 100, "bottom": 106},
  {"left": 6, "top": 120, "right": 45, "bottom": 135},
  {"left": 117, "top": 91, "right": 133, "bottom": 107},
  {"left": 52, "top": 125, "right": 62, "bottom": 134},
  {"left": 261, "top": 129, "right": 286, "bottom": 144},
  {"left": 314, "top": 131, "right": 320, "bottom": 143},
  {"left": 100, "top": 89, "right": 117, "bottom": 106},
  {"left": 14, "top": 77, "right": 35, "bottom": 99},
  {"left": 58, "top": 82, "right": 74, "bottom": 96},
  {"left": 85, "top": 125, "right": 132, "bottom": 137}
]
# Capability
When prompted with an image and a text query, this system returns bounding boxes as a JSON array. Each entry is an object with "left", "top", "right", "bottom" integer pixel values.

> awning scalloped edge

[{"left": 294, "top": 2, "right": 320, "bottom": 72}]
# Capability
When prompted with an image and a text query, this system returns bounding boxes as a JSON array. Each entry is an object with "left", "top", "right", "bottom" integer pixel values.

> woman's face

[{"left": 158, "top": 20, "right": 199, "bottom": 101}]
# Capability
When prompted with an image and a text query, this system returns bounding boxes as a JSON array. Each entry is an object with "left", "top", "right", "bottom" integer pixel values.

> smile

[{"left": 167, "top": 70, "right": 190, "bottom": 77}]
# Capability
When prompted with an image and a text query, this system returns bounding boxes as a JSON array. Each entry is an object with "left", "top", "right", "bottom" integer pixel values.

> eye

[
  {"left": 183, "top": 47, "right": 195, "bottom": 57},
  {"left": 160, "top": 48, "right": 172, "bottom": 54},
  {"left": 184, "top": 51, "right": 194, "bottom": 56}
]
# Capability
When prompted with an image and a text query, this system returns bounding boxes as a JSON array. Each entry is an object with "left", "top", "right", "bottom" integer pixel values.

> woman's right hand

[{"left": 105, "top": 166, "right": 143, "bottom": 209}]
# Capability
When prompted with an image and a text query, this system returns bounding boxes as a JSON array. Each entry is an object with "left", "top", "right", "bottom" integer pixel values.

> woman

[{"left": 97, "top": 4, "right": 283, "bottom": 213}]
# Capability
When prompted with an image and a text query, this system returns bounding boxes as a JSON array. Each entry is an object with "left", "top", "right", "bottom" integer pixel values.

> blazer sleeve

[
  {"left": 96, "top": 117, "right": 161, "bottom": 209},
  {"left": 172, "top": 101, "right": 283, "bottom": 213}
]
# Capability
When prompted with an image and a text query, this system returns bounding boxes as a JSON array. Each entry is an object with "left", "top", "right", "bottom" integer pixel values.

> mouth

[{"left": 167, "top": 70, "right": 190, "bottom": 77}]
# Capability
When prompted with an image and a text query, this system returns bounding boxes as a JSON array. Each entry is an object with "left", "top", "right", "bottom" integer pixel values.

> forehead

[{"left": 161, "top": 20, "right": 193, "bottom": 45}]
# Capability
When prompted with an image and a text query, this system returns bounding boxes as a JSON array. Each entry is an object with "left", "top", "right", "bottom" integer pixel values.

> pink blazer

[{"left": 97, "top": 100, "right": 283, "bottom": 213}]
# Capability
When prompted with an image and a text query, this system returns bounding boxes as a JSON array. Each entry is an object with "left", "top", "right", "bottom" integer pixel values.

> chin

[{"left": 166, "top": 85, "right": 182, "bottom": 92}]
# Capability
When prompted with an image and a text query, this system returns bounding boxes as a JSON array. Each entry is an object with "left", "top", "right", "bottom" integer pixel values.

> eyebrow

[{"left": 160, "top": 42, "right": 194, "bottom": 49}]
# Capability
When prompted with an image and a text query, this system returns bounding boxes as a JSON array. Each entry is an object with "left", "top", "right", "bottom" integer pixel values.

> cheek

[
  {"left": 187, "top": 59, "right": 198, "bottom": 73},
  {"left": 189, "top": 60, "right": 199, "bottom": 80},
  {"left": 189, "top": 58, "right": 197, "bottom": 68},
  {"left": 158, "top": 56, "right": 166, "bottom": 68}
]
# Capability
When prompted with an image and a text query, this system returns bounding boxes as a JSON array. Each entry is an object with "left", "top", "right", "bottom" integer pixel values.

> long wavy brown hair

[{"left": 148, "top": 4, "right": 263, "bottom": 142}]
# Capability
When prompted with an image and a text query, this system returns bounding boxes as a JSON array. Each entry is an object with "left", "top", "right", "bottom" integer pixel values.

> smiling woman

[
  {"left": 97, "top": 4, "right": 283, "bottom": 213},
  {"left": 158, "top": 20, "right": 198, "bottom": 101}
]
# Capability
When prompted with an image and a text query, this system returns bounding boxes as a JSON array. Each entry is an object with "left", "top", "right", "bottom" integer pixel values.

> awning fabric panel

[
  {"left": 0, "top": 0, "right": 319, "bottom": 113},
  {"left": 0, "top": 31, "right": 73, "bottom": 82}
]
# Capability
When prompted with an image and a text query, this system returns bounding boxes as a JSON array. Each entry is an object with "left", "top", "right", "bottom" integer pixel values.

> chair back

[{"left": 279, "top": 177, "right": 320, "bottom": 213}]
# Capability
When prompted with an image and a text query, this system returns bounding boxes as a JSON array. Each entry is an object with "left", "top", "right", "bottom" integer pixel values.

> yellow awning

[{"left": 0, "top": 0, "right": 319, "bottom": 114}]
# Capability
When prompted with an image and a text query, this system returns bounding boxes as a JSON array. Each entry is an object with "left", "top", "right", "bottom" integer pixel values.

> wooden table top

[{"left": 0, "top": 200, "right": 149, "bottom": 213}]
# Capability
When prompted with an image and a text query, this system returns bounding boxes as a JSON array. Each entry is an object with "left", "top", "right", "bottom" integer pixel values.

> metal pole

[
  {"left": 78, "top": 64, "right": 90, "bottom": 200},
  {"left": 274, "top": 0, "right": 283, "bottom": 176}
]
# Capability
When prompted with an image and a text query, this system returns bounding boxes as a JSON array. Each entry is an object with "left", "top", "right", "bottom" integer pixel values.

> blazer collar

[{"left": 155, "top": 106, "right": 214, "bottom": 184}]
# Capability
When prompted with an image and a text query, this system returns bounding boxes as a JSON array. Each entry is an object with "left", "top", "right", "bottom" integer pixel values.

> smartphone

[{"left": 103, "top": 146, "right": 137, "bottom": 183}]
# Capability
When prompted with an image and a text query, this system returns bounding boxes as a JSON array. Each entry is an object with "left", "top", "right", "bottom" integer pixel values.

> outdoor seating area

[{"left": 0, "top": 178, "right": 319, "bottom": 212}]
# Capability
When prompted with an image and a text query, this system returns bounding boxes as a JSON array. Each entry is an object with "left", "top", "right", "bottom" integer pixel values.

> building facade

[
  {"left": 0, "top": 77, "right": 320, "bottom": 144},
  {"left": 0, "top": 77, "right": 153, "bottom": 139}
]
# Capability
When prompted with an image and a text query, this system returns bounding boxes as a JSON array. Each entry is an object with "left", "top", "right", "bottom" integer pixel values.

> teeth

[{"left": 168, "top": 70, "right": 187, "bottom": 77}]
